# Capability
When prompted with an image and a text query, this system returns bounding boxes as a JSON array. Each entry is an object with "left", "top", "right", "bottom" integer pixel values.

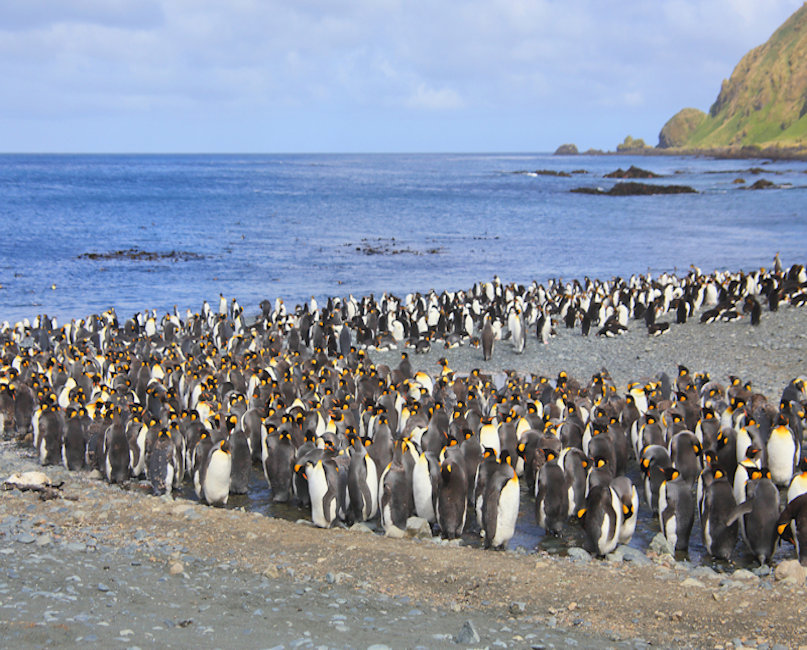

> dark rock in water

[
  {"left": 746, "top": 178, "right": 777, "bottom": 190},
  {"left": 554, "top": 143, "right": 579, "bottom": 155},
  {"left": 733, "top": 178, "right": 746, "bottom": 184},
  {"left": 571, "top": 182, "right": 697, "bottom": 196},
  {"left": 604, "top": 165, "right": 661, "bottom": 179}
]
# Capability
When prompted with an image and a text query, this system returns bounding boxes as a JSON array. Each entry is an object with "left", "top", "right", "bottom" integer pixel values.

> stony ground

[{"left": 2, "top": 440, "right": 807, "bottom": 650}]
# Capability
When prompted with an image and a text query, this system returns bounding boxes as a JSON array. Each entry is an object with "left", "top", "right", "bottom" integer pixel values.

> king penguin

[
  {"left": 436, "top": 451, "right": 468, "bottom": 540},
  {"left": 201, "top": 439, "right": 232, "bottom": 506},
  {"left": 482, "top": 461, "right": 519, "bottom": 549},
  {"left": 658, "top": 467, "right": 695, "bottom": 553},
  {"left": 147, "top": 428, "right": 177, "bottom": 496}
]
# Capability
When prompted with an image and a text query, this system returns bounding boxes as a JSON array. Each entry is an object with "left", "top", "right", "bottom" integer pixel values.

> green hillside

[{"left": 658, "top": 3, "right": 807, "bottom": 151}]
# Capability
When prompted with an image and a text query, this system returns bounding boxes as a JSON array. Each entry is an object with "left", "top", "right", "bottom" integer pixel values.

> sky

[{"left": 0, "top": 0, "right": 803, "bottom": 153}]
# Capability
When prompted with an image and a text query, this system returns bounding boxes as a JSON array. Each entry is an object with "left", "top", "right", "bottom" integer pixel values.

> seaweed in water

[{"left": 77, "top": 248, "right": 205, "bottom": 262}]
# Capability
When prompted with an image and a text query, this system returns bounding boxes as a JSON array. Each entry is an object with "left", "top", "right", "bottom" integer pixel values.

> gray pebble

[
  {"left": 97, "top": 583, "right": 110, "bottom": 592},
  {"left": 566, "top": 547, "right": 591, "bottom": 563},
  {"left": 16, "top": 532, "right": 36, "bottom": 544},
  {"left": 456, "top": 619, "right": 480, "bottom": 644}
]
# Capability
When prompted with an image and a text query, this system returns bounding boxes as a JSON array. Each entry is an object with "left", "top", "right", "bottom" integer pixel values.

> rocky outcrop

[
  {"left": 571, "top": 182, "right": 697, "bottom": 196},
  {"left": 554, "top": 143, "right": 579, "bottom": 155}
]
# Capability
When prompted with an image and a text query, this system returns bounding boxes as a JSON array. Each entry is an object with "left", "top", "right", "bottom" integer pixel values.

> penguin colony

[{"left": 1, "top": 260, "right": 807, "bottom": 564}]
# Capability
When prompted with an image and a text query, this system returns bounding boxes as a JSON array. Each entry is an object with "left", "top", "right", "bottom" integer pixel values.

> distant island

[{"left": 557, "top": 3, "right": 807, "bottom": 159}]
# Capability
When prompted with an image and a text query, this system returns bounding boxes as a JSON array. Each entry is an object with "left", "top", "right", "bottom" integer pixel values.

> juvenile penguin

[
  {"left": 658, "top": 467, "right": 695, "bottom": 553},
  {"left": 227, "top": 426, "right": 252, "bottom": 495},
  {"left": 262, "top": 430, "right": 295, "bottom": 503},
  {"left": 700, "top": 468, "right": 738, "bottom": 561},
  {"left": 535, "top": 454, "right": 568, "bottom": 535},
  {"left": 103, "top": 420, "right": 130, "bottom": 484},
  {"left": 436, "top": 453, "right": 468, "bottom": 540},
  {"left": 61, "top": 407, "right": 86, "bottom": 471},
  {"left": 379, "top": 460, "right": 413, "bottom": 537},
  {"left": 729, "top": 469, "right": 779, "bottom": 566},
  {"left": 147, "top": 428, "right": 177, "bottom": 496}
]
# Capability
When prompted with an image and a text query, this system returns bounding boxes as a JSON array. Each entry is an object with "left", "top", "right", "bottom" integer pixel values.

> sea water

[{"left": 1, "top": 152, "right": 806, "bottom": 323}]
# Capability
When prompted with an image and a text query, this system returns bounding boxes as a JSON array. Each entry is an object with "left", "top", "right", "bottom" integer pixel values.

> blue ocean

[{"left": 1, "top": 153, "right": 806, "bottom": 324}]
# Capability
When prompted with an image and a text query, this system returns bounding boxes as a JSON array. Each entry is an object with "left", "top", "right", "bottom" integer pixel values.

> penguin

[
  {"left": 347, "top": 439, "right": 379, "bottom": 522},
  {"left": 412, "top": 449, "right": 440, "bottom": 524},
  {"left": 578, "top": 484, "right": 623, "bottom": 557},
  {"left": 102, "top": 419, "right": 130, "bottom": 484},
  {"left": 379, "top": 460, "right": 413, "bottom": 537},
  {"left": 508, "top": 308, "right": 526, "bottom": 354},
  {"left": 658, "top": 467, "right": 695, "bottom": 553},
  {"left": 481, "top": 316, "right": 495, "bottom": 362},
  {"left": 482, "top": 462, "right": 519, "bottom": 549},
  {"left": 301, "top": 457, "right": 341, "bottom": 528},
  {"left": 610, "top": 475, "right": 639, "bottom": 544},
  {"left": 37, "top": 403, "right": 63, "bottom": 467},
  {"left": 436, "top": 453, "right": 468, "bottom": 540},
  {"left": 640, "top": 444, "right": 672, "bottom": 514},
  {"left": 227, "top": 426, "right": 251, "bottom": 495},
  {"left": 534, "top": 455, "right": 568, "bottom": 535},
  {"left": 201, "top": 439, "right": 232, "bottom": 506},
  {"left": 767, "top": 414, "right": 799, "bottom": 487},
  {"left": 668, "top": 431, "right": 702, "bottom": 487},
  {"left": 787, "top": 457, "right": 807, "bottom": 503},
  {"left": 147, "top": 428, "right": 177, "bottom": 496},
  {"left": 728, "top": 469, "right": 779, "bottom": 566},
  {"left": 61, "top": 407, "right": 86, "bottom": 471},
  {"left": 560, "top": 446, "right": 588, "bottom": 518},
  {"left": 700, "top": 468, "right": 738, "bottom": 561},
  {"left": 777, "top": 493, "right": 807, "bottom": 565}
]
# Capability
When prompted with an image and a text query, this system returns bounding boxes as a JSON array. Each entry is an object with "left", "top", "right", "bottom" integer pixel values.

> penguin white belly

[
  {"left": 768, "top": 434, "right": 796, "bottom": 486},
  {"left": 490, "top": 476, "right": 519, "bottom": 548},
  {"left": 787, "top": 474, "right": 807, "bottom": 503},
  {"left": 364, "top": 456, "right": 379, "bottom": 520},
  {"left": 412, "top": 457, "right": 435, "bottom": 522},
  {"left": 733, "top": 466, "right": 749, "bottom": 505},
  {"left": 307, "top": 463, "right": 331, "bottom": 528}
]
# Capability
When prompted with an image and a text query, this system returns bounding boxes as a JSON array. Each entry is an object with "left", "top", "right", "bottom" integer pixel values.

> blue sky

[{"left": 0, "top": 0, "right": 802, "bottom": 153}]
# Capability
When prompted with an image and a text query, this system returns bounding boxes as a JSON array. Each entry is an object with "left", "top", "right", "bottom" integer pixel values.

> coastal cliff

[{"left": 658, "top": 3, "right": 807, "bottom": 153}]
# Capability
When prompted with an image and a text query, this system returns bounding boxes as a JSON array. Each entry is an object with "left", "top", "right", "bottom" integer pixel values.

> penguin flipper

[{"left": 726, "top": 499, "right": 755, "bottom": 527}]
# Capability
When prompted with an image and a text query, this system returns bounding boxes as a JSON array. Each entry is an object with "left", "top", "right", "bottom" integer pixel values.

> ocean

[{"left": 1, "top": 152, "right": 806, "bottom": 324}]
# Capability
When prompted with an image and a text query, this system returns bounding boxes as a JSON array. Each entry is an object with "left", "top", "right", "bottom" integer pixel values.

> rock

[
  {"left": 681, "top": 577, "right": 705, "bottom": 589},
  {"left": 15, "top": 532, "right": 36, "bottom": 544},
  {"left": 508, "top": 601, "right": 526, "bottom": 616},
  {"left": 617, "top": 545, "right": 651, "bottom": 565},
  {"left": 384, "top": 526, "right": 405, "bottom": 539},
  {"left": 566, "top": 547, "right": 591, "bottom": 563},
  {"left": 349, "top": 523, "right": 374, "bottom": 534},
  {"left": 456, "top": 620, "right": 480, "bottom": 644},
  {"left": 746, "top": 178, "right": 776, "bottom": 190},
  {"left": 168, "top": 561, "right": 184, "bottom": 576},
  {"left": 732, "top": 569, "right": 757, "bottom": 582},
  {"left": 604, "top": 165, "right": 661, "bottom": 179},
  {"left": 774, "top": 559, "right": 806, "bottom": 584},
  {"left": 571, "top": 182, "right": 697, "bottom": 196},
  {"left": 262, "top": 565, "right": 280, "bottom": 579},
  {"left": 405, "top": 517, "right": 433, "bottom": 539},
  {"left": 554, "top": 143, "right": 578, "bottom": 155},
  {"left": 649, "top": 533, "right": 674, "bottom": 556}
]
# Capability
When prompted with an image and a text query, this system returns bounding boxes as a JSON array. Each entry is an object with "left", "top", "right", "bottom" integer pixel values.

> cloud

[
  {"left": 406, "top": 83, "right": 464, "bottom": 110},
  {"left": 0, "top": 0, "right": 803, "bottom": 150}
]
